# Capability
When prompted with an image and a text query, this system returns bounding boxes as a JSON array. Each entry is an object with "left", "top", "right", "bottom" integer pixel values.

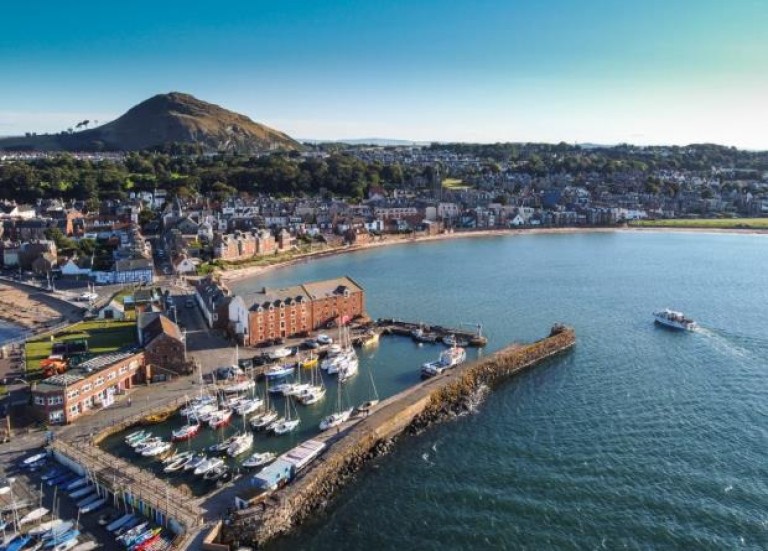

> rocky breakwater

[{"left": 228, "top": 324, "right": 575, "bottom": 548}]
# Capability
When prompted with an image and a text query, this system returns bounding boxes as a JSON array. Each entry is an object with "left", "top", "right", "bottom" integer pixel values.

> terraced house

[{"left": 229, "top": 276, "right": 364, "bottom": 346}]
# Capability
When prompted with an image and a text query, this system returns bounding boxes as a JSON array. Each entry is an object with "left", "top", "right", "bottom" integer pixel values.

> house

[
  {"left": 195, "top": 276, "right": 232, "bottom": 330},
  {"left": 98, "top": 300, "right": 126, "bottom": 321},
  {"left": 59, "top": 256, "right": 93, "bottom": 277},
  {"left": 31, "top": 252, "right": 57, "bottom": 275},
  {"left": 138, "top": 313, "right": 191, "bottom": 375},
  {"left": 173, "top": 255, "right": 199, "bottom": 275},
  {"left": 113, "top": 258, "right": 154, "bottom": 285}
]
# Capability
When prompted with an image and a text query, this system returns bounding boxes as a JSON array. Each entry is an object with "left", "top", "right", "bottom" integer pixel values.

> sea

[{"left": 222, "top": 231, "right": 768, "bottom": 551}]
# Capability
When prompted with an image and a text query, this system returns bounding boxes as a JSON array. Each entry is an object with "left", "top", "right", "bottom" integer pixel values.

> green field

[
  {"left": 631, "top": 218, "right": 768, "bottom": 230},
  {"left": 25, "top": 320, "right": 137, "bottom": 372}
]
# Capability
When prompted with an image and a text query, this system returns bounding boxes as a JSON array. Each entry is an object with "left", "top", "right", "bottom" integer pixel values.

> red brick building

[
  {"left": 31, "top": 350, "right": 144, "bottom": 424},
  {"left": 213, "top": 230, "right": 276, "bottom": 262},
  {"left": 230, "top": 276, "right": 365, "bottom": 346}
]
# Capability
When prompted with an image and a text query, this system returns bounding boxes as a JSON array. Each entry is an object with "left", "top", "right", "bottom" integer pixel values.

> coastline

[
  {"left": 0, "top": 280, "right": 82, "bottom": 337},
  {"left": 219, "top": 225, "right": 768, "bottom": 284}
]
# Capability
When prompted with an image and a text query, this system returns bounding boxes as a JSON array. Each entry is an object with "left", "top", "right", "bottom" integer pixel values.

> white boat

[
  {"left": 298, "top": 386, "right": 326, "bottom": 405},
  {"left": 250, "top": 410, "right": 279, "bottom": 430},
  {"left": 19, "top": 507, "right": 49, "bottom": 525},
  {"left": 338, "top": 356, "right": 359, "bottom": 383},
  {"left": 282, "top": 383, "right": 312, "bottom": 397},
  {"left": 30, "top": 520, "right": 65, "bottom": 537},
  {"left": 71, "top": 542, "right": 99, "bottom": 551},
  {"left": 319, "top": 381, "right": 353, "bottom": 431},
  {"left": 242, "top": 451, "right": 276, "bottom": 469},
  {"left": 132, "top": 436, "right": 161, "bottom": 452},
  {"left": 222, "top": 379, "right": 256, "bottom": 394},
  {"left": 184, "top": 454, "right": 207, "bottom": 472},
  {"left": 421, "top": 345, "right": 466, "bottom": 377},
  {"left": 268, "top": 347, "right": 293, "bottom": 360},
  {"left": 235, "top": 398, "right": 263, "bottom": 416},
  {"left": 22, "top": 452, "right": 47, "bottom": 466},
  {"left": 164, "top": 452, "right": 195, "bottom": 473},
  {"left": 227, "top": 432, "right": 254, "bottom": 457},
  {"left": 180, "top": 402, "right": 216, "bottom": 418},
  {"left": 194, "top": 457, "right": 225, "bottom": 476},
  {"left": 268, "top": 382, "right": 293, "bottom": 395},
  {"left": 271, "top": 392, "right": 300, "bottom": 435},
  {"left": 140, "top": 441, "right": 172, "bottom": 457},
  {"left": 271, "top": 418, "right": 300, "bottom": 435},
  {"left": 207, "top": 409, "right": 233, "bottom": 429},
  {"left": 653, "top": 309, "right": 697, "bottom": 331}
]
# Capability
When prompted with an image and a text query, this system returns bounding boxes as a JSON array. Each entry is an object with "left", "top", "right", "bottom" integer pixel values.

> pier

[
  {"left": 226, "top": 324, "right": 575, "bottom": 547},
  {"left": 374, "top": 318, "right": 488, "bottom": 346}
]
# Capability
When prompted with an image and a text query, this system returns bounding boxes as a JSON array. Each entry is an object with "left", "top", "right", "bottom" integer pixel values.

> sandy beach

[
  {"left": 0, "top": 281, "right": 77, "bottom": 333},
  {"left": 218, "top": 225, "right": 768, "bottom": 284}
]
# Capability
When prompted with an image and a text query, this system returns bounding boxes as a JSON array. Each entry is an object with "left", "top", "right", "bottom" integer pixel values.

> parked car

[{"left": 316, "top": 334, "right": 333, "bottom": 345}]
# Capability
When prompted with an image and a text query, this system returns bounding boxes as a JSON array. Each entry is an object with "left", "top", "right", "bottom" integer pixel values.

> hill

[{"left": 0, "top": 92, "right": 300, "bottom": 153}]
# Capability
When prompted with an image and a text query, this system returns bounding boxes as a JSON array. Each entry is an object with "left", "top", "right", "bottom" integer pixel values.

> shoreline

[
  {"left": 219, "top": 225, "right": 768, "bottom": 284},
  {"left": 0, "top": 280, "right": 83, "bottom": 338}
]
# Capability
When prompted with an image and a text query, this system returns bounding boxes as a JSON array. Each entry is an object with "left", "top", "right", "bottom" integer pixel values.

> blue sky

[{"left": 1, "top": 0, "right": 767, "bottom": 147}]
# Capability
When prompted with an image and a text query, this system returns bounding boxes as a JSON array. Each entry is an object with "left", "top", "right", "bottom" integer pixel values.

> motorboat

[
  {"left": 132, "top": 436, "right": 162, "bottom": 452},
  {"left": 227, "top": 432, "right": 253, "bottom": 457},
  {"left": 194, "top": 457, "right": 225, "bottom": 476},
  {"left": 106, "top": 514, "right": 135, "bottom": 533},
  {"left": 653, "top": 309, "right": 697, "bottom": 331},
  {"left": 421, "top": 345, "right": 466, "bottom": 377},
  {"left": 242, "top": 451, "right": 276, "bottom": 469},
  {"left": 22, "top": 452, "right": 48, "bottom": 467},
  {"left": 203, "top": 465, "right": 229, "bottom": 481},
  {"left": 282, "top": 383, "right": 312, "bottom": 397},
  {"left": 442, "top": 334, "right": 469, "bottom": 347}
]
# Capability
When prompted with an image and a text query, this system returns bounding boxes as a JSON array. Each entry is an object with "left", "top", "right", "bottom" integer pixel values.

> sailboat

[
  {"left": 250, "top": 375, "right": 279, "bottom": 430},
  {"left": 355, "top": 361, "right": 380, "bottom": 414},
  {"left": 297, "top": 361, "right": 326, "bottom": 405},
  {"left": 337, "top": 325, "right": 359, "bottom": 383},
  {"left": 227, "top": 414, "right": 253, "bottom": 457},
  {"left": 319, "top": 381, "right": 353, "bottom": 431},
  {"left": 299, "top": 352, "right": 318, "bottom": 369},
  {"left": 270, "top": 394, "right": 300, "bottom": 435}
]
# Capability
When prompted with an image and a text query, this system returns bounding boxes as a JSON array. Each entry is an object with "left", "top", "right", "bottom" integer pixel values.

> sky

[{"left": 1, "top": 0, "right": 767, "bottom": 148}]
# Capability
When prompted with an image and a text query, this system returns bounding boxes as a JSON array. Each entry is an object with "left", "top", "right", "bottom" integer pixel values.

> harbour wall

[{"left": 233, "top": 324, "right": 576, "bottom": 547}]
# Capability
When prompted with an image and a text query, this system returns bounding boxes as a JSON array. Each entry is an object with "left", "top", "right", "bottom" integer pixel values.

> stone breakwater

[{"left": 226, "top": 325, "right": 575, "bottom": 548}]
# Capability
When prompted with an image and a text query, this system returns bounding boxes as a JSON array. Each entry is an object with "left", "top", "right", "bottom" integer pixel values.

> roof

[
  {"left": 301, "top": 276, "right": 363, "bottom": 300},
  {"left": 141, "top": 313, "right": 183, "bottom": 344},
  {"left": 240, "top": 284, "right": 309, "bottom": 312},
  {"left": 102, "top": 299, "right": 125, "bottom": 313},
  {"left": 35, "top": 348, "right": 142, "bottom": 392},
  {"left": 114, "top": 258, "right": 153, "bottom": 272}
]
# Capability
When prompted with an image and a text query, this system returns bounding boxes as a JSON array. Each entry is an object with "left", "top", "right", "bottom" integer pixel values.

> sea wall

[{"left": 230, "top": 324, "right": 575, "bottom": 548}]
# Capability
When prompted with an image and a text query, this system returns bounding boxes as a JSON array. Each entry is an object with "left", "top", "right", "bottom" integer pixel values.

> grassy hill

[{"left": 0, "top": 92, "right": 301, "bottom": 153}]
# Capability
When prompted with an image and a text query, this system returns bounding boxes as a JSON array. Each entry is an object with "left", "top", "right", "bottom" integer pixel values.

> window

[
  {"left": 107, "top": 372, "right": 116, "bottom": 381},
  {"left": 68, "top": 389, "right": 79, "bottom": 399},
  {"left": 82, "top": 383, "right": 92, "bottom": 392},
  {"left": 35, "top": 396, "right": 45, "bottom": 405},
  {"left": 70, "top": 405, "right": 78, "bottom": 414},
  {"left": 47, "top": 396, "right": 56, "bottom": 405}
]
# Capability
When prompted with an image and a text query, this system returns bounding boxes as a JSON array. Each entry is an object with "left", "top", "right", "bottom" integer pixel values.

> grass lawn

[
  {"left": 630, "top": 218, "right": 768, "bottom": 230},
  {"left": 25, "top": 320, "right": 137, "bottom": 372}
]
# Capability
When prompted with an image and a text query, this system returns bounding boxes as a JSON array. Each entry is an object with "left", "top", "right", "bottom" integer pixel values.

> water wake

[{"left": 695, "top": 327, "right": 757, "bottom": 360}]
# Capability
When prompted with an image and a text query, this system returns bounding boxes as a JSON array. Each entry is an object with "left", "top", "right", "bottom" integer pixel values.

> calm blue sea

[{"left": 224, "top": 231, "right": 768, "bottom": 551}]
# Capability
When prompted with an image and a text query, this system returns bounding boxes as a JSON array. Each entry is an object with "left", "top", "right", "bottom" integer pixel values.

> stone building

[{"left": 138, "top": 313, "right": 191, "bottom": 375}]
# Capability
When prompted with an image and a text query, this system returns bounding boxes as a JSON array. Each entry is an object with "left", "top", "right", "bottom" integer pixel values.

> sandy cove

[
  {"left": 0, "top": 281, "right": 79, "bottom": 333},
  {"left": 218, "top": 225, "right": 768, "bottom": 285}
]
